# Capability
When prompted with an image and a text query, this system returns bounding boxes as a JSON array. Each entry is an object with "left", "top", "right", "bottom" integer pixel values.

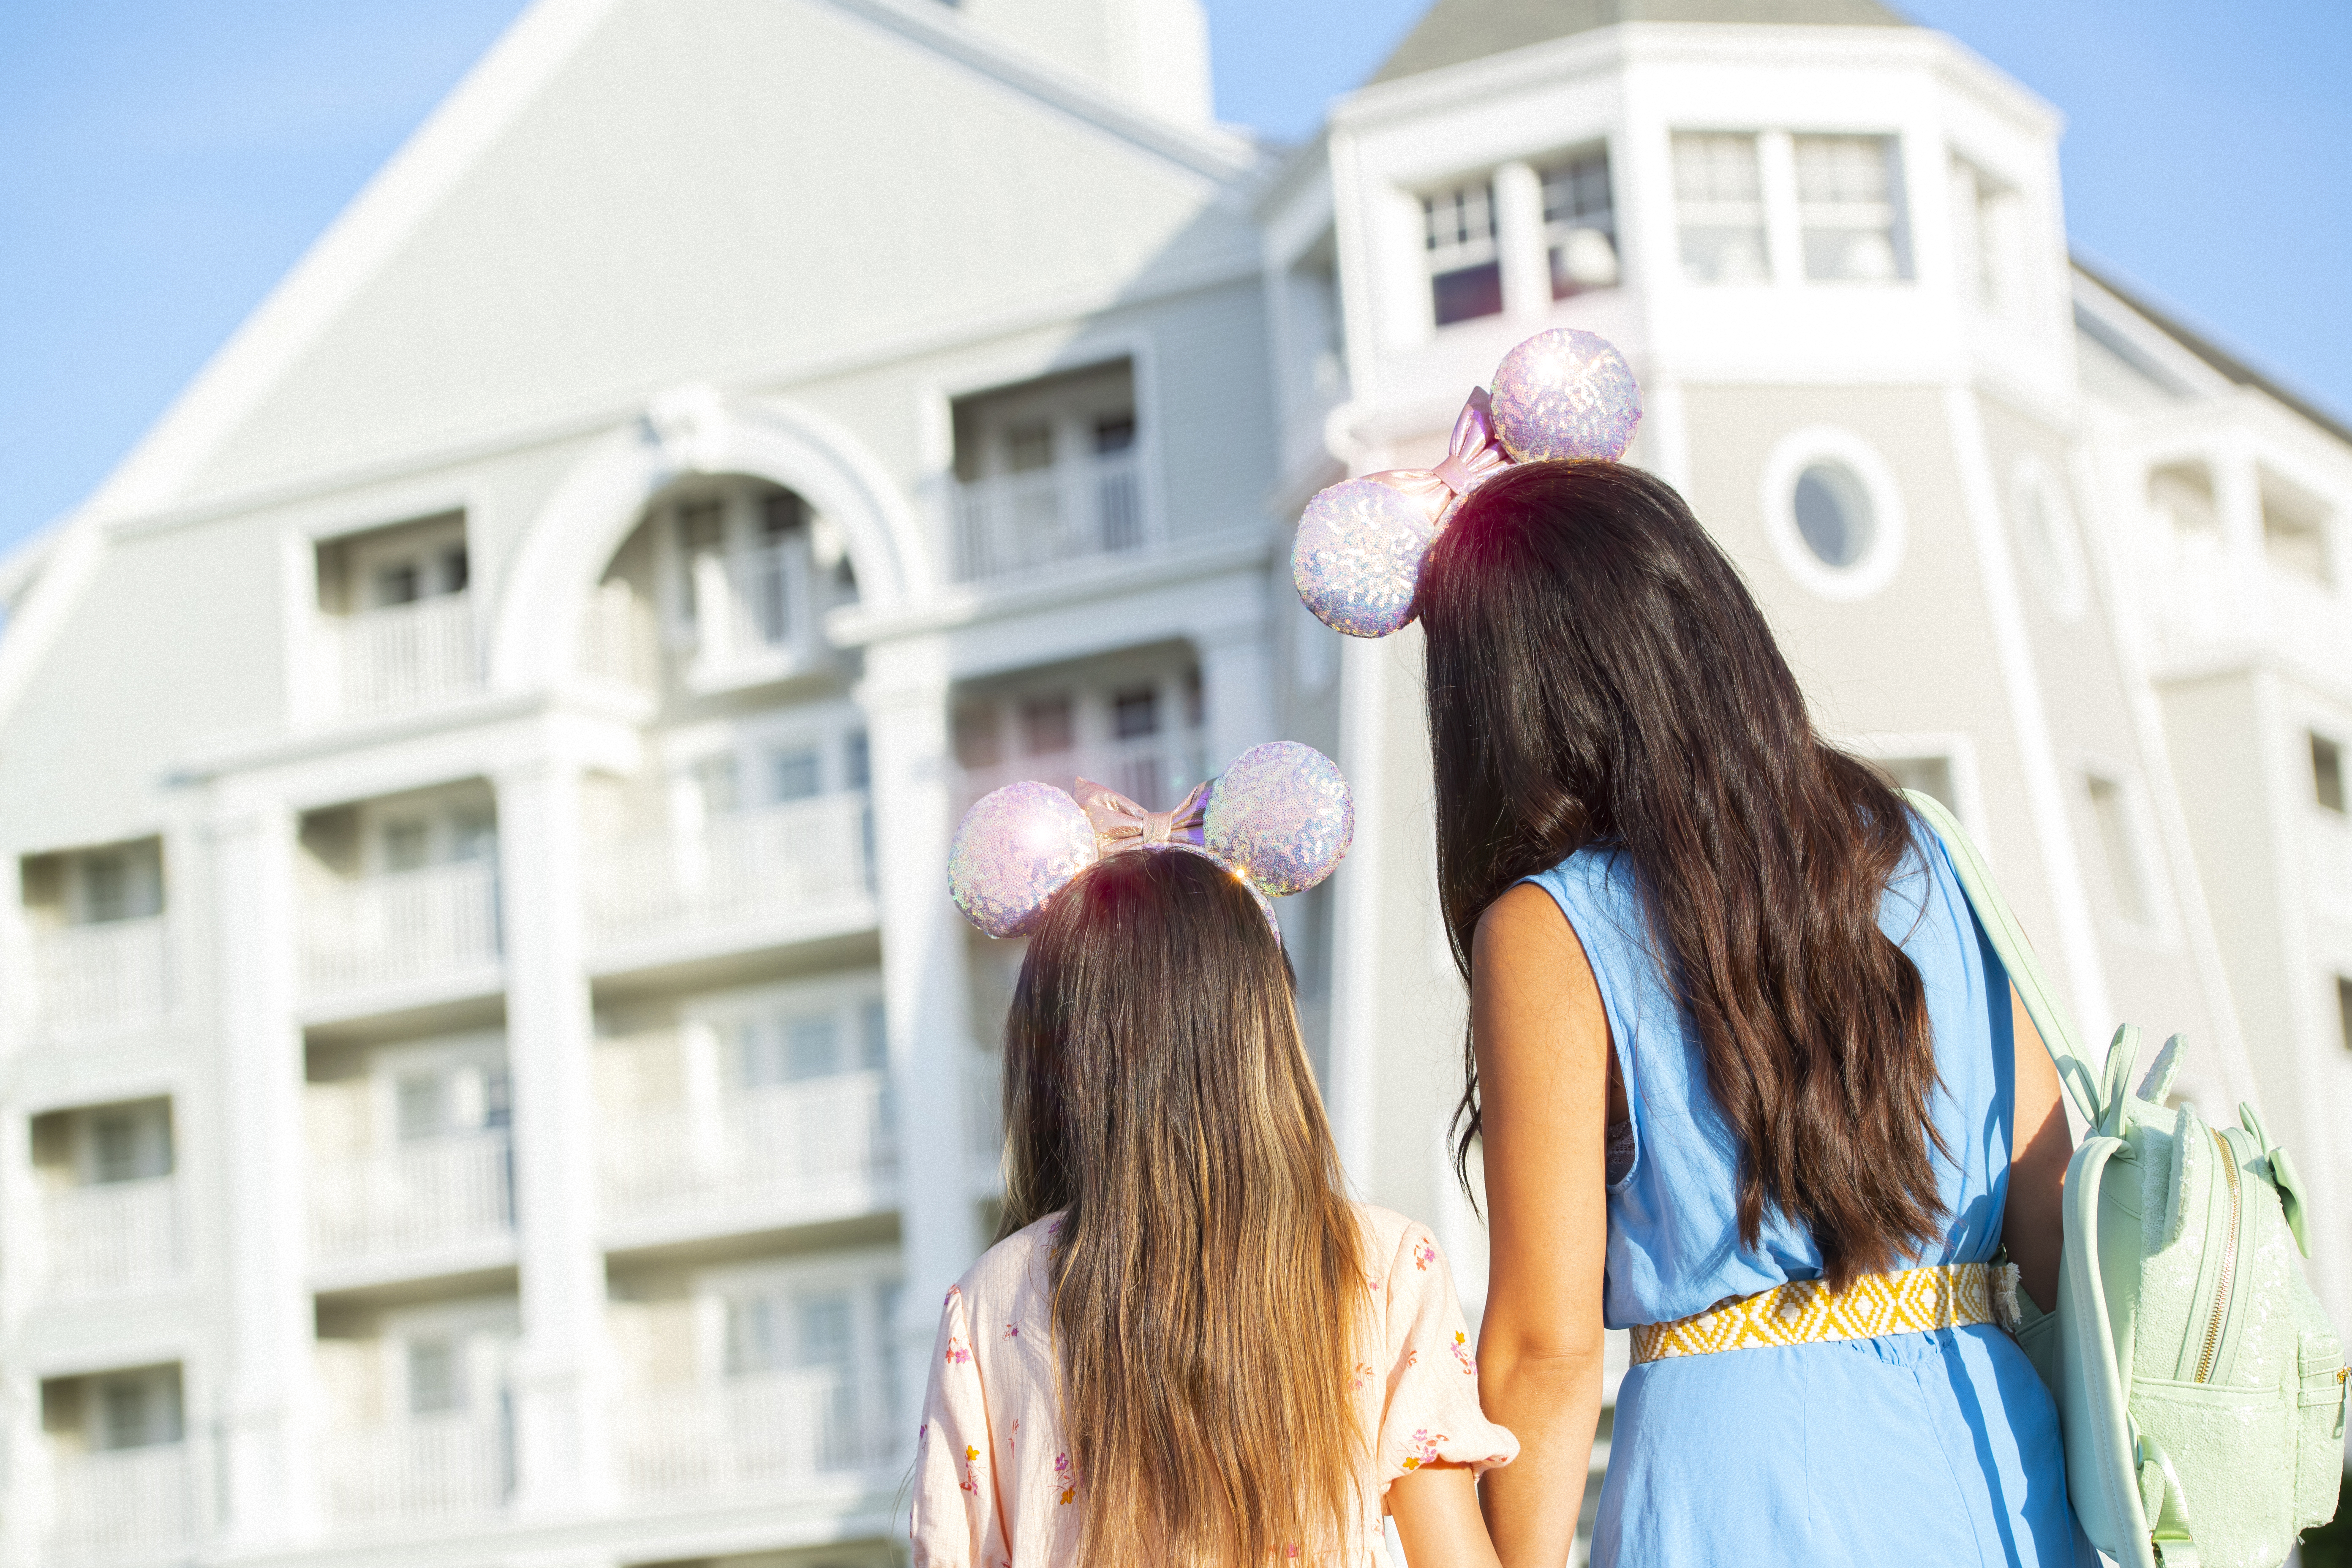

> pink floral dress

[{"left": 912, "top": 1204, "right": 1516, "bottom": 1566}]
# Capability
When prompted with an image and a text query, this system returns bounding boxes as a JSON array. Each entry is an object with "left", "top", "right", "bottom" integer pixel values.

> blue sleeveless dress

[{"left": 1523, "top": 821, "right": 2090, "bottom": 1567}]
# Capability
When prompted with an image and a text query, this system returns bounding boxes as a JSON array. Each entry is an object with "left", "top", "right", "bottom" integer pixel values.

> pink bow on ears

[
  {"left": 1292, "top": 327, "right": 1643, "bottom": 639},
  {"left": 1074, "top": 778, "right": 1209, "bottom": 853}
]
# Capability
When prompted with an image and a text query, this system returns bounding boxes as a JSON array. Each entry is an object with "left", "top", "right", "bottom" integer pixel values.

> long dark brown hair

[
  {"left": 1419, "top": 460, "right": 1944, "bottom": 1289},
  {"left": 998, "top": 848, "right": 1363, "bottom": 1565}
]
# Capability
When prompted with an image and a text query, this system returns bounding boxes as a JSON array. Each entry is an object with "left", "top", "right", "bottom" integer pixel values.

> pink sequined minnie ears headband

[
  {"left": 948, "top": 741, "right": 1354, "bottom": 940},
  {"left": 1292, "top": 327, "right": 1644, "bottom": 639}
]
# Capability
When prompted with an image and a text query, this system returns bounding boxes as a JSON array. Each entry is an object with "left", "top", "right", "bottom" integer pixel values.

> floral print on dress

[
  {"left": 946, "top": 1334, "right": 972, "bottom": 1365},
  {"left": 1055, "top": 1450, "right": 1077, "bottom": 1505},
  {"left": 960, "top": 1443, "right": 985, "bottom": 1495},
  {"left": 1452, "top": 1330, "right": 1477, "bottom": 1375},
  {"left": 1413, "top": 1238, "right": 1437, "bottom": 1271},
  {"left": 1349, "top": 1361, "right": 1377, "bottom": 1393},
  {"left": 1399, "top": 1429, "right": 1449, "bottom": 1472},
  {"left": 1004, "top": 1322, "right": 1020, "bottom": 1338}
]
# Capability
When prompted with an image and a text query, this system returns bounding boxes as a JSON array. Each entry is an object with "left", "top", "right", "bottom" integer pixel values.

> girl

[
  {"left": 1293, "top": 332, "right": 2083, "bottom": 1566},
  {"left": 913, "top": 748, "right": 1516, "bottom": 1567}
]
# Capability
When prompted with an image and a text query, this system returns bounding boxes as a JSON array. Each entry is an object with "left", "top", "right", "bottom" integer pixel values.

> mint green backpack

[{"left": 1908, "top": 792, "right": 2345, "bottom": 1568}]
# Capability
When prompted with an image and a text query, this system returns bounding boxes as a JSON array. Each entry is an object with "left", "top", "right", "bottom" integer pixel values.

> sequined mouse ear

[
  {"left": 1292, "top": 475, "right": 1445, "bottom": 639},
  {"left": 1204, "top": 742, "right": 1355, "bottom": 898},
  {"left": 949, "top": 781, "right": 1100, "bottom": 938},
  {"left": 1487, "top": 327, "right": 1643, "bottom": 462}
]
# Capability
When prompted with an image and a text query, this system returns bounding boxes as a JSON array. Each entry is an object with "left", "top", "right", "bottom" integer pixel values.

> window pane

[
  {"left": 92, "top": 1113, "right": 144, "bottom": 1183},
  {"left": 1112, "top": 686, "right": 1160, "bottom": 740},
  {"left": 2314, "top": 734, "right": 2346, "bottom": 814},
  {"left": 738, "top": 1018, "right": 786, "bottom": 1089},
  {"left": 727, "top": 1296, "right": 785, "bottom": 1375},
  {"left": 83, "top": 853, "right": 131, "bottom": 923},
  {"left": 396, "top": 1073, "right": 447, "bottom": 1141},
  {"left": 407, "top": 1339, "right": 464, "bottom": 1415},
  {"left": 760, "top": 492, "right": 803, "bottom": 540},
  {"left": 1423, "top": 180, "right": 1503, "bottom": 326},
  {"left": 770, "top": 748, "right": 822, "bottom": 803},
  {"left": 373, "top": 562, "right": 421, "bottom": 607},
  {"left": 1794, "top": 134, "right": 1906, "bottom": 283},
  {"left": 860, "top": 998, "right": 887, "bottom": 1072},
  {"left": 1791, "top": 463, "right": 1876, "bottom": 569},
  {"left": 785, "top": 1016, "right": 839, "bottom": 1081},
  {"left": 798, "top": 1292, "right": 855, "bottom": 1369},
  {"left": 1540, "top": 150, "right": 1618, "bottom": 298},
  {"left": 1672, "top": 133, "right": 1767, "bottom": 284},
  {"left": 1020, "top": 694, "right": 1076, "bottom": 757}
]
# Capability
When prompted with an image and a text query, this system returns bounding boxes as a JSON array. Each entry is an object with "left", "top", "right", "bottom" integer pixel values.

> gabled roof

[
  {"left": 2075, "top": 256, "right": 2352, "bottom": 448},
  {"left": 1370, "top": 0, "right": 1913, "bottom": 85}
]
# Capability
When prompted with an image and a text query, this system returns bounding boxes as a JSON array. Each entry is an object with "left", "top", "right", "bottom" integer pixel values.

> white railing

[
  {"left": 310, "top": 1130, "right": 514, "bottom": 1275},
  {"left": 965, "top": 1051, "right": 1004, "bottom": 1186},
  {"left": 33, "top": 916, "right": 168, "bottom": 1038},
  {"left": 301, "top": 859, "right": 501, "bottom": 1004},
  {"left": 44, "top": 1178, "right": 183, "bottom": 1300},
  {"left": 615, "top": 1368, "right": 896, "bottom": 1499},
  {"left": 322, "top": 1409, "right": 512, "bottom": 1527},
  {"left": 587, "top": 792, "right": 874, "bottom": 958},
  {"left": 49, "top": 1444, "right": 194, "bottom": 1568},
  {"left": 322, "top": 593, "right": 480, "bottom": 717},
  {"left": 602, "top": 1073, "right": 896, "bottom": 1236},
  {"left": 959, "top": 730, "right": 1207, "bottom": 816},
  {"left": 2141, "top": 549, "right": 2352, "bottom": 677},
  {"left": 947, "top": 453, "right": 1148, "bottom": 583}
]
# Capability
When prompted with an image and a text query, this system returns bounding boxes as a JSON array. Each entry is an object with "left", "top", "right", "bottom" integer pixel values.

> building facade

[{"left": 0, "top": 1, "right": 2344, "bottom": 1565}]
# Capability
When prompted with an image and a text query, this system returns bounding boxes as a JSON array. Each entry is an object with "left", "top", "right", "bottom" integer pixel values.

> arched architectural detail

[{"left": 488, "top": 385, "right": 931, "bottom": 691}]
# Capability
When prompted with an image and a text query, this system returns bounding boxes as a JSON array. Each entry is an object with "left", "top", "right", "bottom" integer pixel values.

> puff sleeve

[
  {"left": 1373, "top": 1228, "right": 1519, "bottom": 1492},
  {"left": 911, "top": 1284, "right": 1009, "bottom": 1567}
]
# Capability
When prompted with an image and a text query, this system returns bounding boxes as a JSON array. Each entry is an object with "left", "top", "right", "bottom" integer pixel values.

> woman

[{"left": 1414, "top": 461, "right": 2085, "bottom": 1566}]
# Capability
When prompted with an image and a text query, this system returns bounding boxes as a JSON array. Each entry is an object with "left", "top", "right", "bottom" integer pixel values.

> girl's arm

[
  {"left": 2003, "top": 985, "right": 2071, "bottom": 1312},
  {"left": 1390, "top": 1465, "right": 1503, "bottom": 1568},
  {"left": 1470, "top": 883, "right": 1612, "bottom": 1568}
]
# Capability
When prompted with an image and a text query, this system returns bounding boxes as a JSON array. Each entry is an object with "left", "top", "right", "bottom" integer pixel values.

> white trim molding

[{"left": 1759, "top": 424, "right": 1909, "bottom": 600}]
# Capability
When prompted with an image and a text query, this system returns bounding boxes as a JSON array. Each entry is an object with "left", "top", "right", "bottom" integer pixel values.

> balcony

[
  {"left": 33, "top": 916, "right": 168, "bottom": 1040},
  {"left": 587, "top": 792, "right": 875, "bottom": 970},
  {"left": 300, "top": 860, "right": 501, "bottom": 1012},
  {"left": 44, "top": 1177, "right": 184, "bottom": 1301},
  {"left": 946, "top": 452, "right": 1148, "bottom": 584},
  {"left": 615, "top": 1368, "right": 898, "bottom": 1500},
  {"left": 320, "top": 593, "right": 481, "bottom": 718},
  {"left": 49, "top": 1444, "right": 194, "bottom": 1568},
  {"left": 322, "top": 1410, "right": 512, "bottom": 1528},
  {"left": 601, "top": 1072, "right": 895, "bottom": 1246},
  {"left": 2140, "top": 550, "right": 2352, "bottom": 679},
  {"left": 958, "top": 728, "right": 1206, "bottom": 816},
  {"left": 310, "top": 1130, "right": 514, "bottom": 1285}
]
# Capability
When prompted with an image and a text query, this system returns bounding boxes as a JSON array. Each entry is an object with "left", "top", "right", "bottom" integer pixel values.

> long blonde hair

[{"left": 998, "top": 848, "right": 1364, "bottom": 1565}]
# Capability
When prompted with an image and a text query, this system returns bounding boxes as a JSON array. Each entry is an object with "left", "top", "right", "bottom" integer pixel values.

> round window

[{"left": 1792, "top": 462, "right": 1876, "bottom": 569}]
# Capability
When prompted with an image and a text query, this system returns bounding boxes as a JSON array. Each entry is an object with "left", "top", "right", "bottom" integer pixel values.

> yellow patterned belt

[{"left": 1629, "top": 1261, "right": 2021, "bottom": 1365}]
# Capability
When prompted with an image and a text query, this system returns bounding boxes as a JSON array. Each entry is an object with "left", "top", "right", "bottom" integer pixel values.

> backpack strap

[{"left": 1900, "top": 789, "right": 2101, "bottom": 1128}]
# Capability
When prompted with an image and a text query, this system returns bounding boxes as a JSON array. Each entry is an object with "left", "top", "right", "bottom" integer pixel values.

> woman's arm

[
  {"left": 1390, "top": 1465, "right": 1503, "bottom": 1568},
  {"left": 2003, "top": 984, "right": 2071, "bottom": 1312},
  {"left": 1471, "top": 883, "right": 1613, "bottom": 1568}
]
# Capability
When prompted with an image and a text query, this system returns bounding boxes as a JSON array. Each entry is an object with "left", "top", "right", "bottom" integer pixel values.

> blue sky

[{"left": 1, "top": 0, "right": 2345, "bottom": 553}]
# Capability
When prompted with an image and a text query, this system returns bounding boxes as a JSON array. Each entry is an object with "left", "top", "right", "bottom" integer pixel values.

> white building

[{"left": 0, "top": 0, "right": 2344, "bottom": 1565}]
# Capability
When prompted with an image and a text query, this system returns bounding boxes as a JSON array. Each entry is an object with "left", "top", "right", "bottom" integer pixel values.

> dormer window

[
  {"left": 312, "top": 511, "right": 479, "bottom": 717},
  {"left": 1951, "top": 156, "right": 2022, "bottom": 315},
  {"left": 1422, "top": 179, "right": 1503, "bottom": 325},
  {"left": 948, "top": 359, "right": 1147, "bottom": 580},
  {"left": 1794, "top": 135, "right": 1909, "bottom": 283},
  {"left": 1672, "top": 133, "right": 1768, "bottom": 284},
  {"left": 1539, "top": 150, "right": 1618, "bottom": 297}
]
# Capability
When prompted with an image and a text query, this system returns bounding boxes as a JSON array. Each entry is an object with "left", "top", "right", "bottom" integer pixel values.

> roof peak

[{"left": 1369, "top": 0, "right": 1914, "bottom": 87}]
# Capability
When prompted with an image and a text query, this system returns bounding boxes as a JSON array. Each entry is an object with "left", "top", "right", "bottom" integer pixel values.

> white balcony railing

[
  {"left": 321, "top": 593, "right": 480, "bottom": 717},
  {"left": 959, "top": 729, "right": 1208, "bottom": 816},
  {"left": 33, "top": 916, "right": 169, "bottom": 1039},
  {"left": 587, "top": 792, "right": 874, "bottom": 959},
  {"left": 322, "top": 1409, "right": 512, "bottom": 1527},
  {"left": 310, "top": 1130, "right": 514, "bottom": 1276},
  {"left": 615, "top": 1368, "right": 897, "bottom": 1500},
  {"left": 49, "top": 1444, "right": 194, "bottom": 1568},
  {"left": 947, "top": 453, "right": 1148, "bottom": 583},
  {"left": 2141, "top": 549, "right": 2352, "bottom": 678},
  {"left": 580, "top": 580, "right": 657, "bottom": 689},
  {"left": 44, "top": 1177, "right": 184, "bottom": 1300},
  {"left": 601, "top": 1073, "right": 896, "bottom": 1237},
  {"left": 300, "top": 859, "right": 501, "bottom": 1005}
]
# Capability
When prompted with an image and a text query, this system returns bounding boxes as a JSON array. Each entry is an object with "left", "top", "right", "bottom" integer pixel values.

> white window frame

[
  {"left": 680, "top": 971, "right": 887, "bottom": 1099},
  {"left": 1420, "top": 175, "right": 1505, "bottom": 327},
  {"left": 2079, "top": 762, "right": 2173, "bottom": 945},
  {"left": 1758, "top": 426, "right": 1908, "bottom": 600},
  {"left": 1789, "top": 132, "right": 1911, "bottom": 285},
  {"left": 2009, "top": 455, "right": 2089, "bottom": 621},
  {"left": 1670, "top": 130, "right": 1771, "bottom": 287},
  {"left": 1838, "top": 732, "right": 1990, "bottom": 848}
]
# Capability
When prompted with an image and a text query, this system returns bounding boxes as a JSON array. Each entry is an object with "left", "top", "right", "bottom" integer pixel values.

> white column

[
  {"left": 1494, "top": 159, "right": 1548, "bottom": 324},
  {"left": 210, "top": 800, "right": 321, "bottom": 1546},
  {"left": 862, "top": 635, "right": 978, "bottom": 1422},
  {"left": 1198, "top": 605, "right": 1277, "bottom": 772},
  {"left": 495, "top": 756, "right": 612, "bottom": 1514},
  {"left": 0, "top": 1086, "right": 46, "bottom": 1568}
]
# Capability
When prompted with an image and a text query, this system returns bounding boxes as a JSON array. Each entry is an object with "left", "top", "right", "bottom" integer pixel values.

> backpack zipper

[{"left": 2193, "top": 1130, "right": 2242, "bottom": 1384}]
